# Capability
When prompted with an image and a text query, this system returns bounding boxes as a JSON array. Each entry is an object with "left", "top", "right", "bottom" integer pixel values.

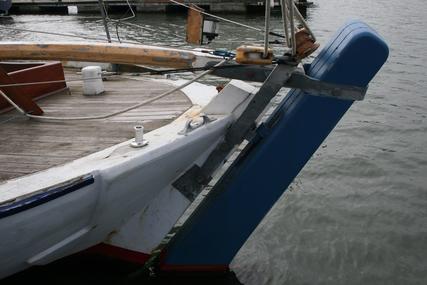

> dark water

[{"left": 1, "top": 0, "right": 427, "bottom": 284}]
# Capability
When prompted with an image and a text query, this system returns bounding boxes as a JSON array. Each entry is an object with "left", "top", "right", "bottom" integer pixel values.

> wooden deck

[{"left": 0, "top": 69, "right": 192, "bottom": 182}]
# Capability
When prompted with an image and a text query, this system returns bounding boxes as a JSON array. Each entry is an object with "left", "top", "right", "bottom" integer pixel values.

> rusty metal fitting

[{"left": 295, "top": 28, "right": 320, "bottom": 60}]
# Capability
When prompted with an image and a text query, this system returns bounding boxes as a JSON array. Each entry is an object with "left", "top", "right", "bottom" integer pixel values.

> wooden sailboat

[{"left": 0, "top": 4, "right": 389, "bottom": 280}]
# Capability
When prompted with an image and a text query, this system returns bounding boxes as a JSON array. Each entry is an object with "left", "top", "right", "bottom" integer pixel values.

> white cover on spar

[{"left": 0, "top": 78, "right": 257, "bottom": 279}]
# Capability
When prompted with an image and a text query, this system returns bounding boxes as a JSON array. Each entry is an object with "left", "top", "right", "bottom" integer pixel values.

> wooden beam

[
  {"left": 0, "top": 42, "right": 221, "bottom": 69},
  {"left": 186, "top": 4, "right": 204, "bottom": 45}
]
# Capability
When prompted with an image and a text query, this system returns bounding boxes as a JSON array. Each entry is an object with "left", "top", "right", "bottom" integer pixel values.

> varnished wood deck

[{"left": 0, "top": 69, "right": 192, "bottom": 182}]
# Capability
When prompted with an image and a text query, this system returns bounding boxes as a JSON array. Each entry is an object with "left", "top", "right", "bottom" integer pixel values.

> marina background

[
  {"left": 1, "top": 0, "right": 426, "bottom": 284},
  {"left": 7, "top": 0, "right": 313, "bottom": 14}
]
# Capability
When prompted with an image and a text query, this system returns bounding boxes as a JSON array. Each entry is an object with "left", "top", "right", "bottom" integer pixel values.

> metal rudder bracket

[
  {"left": 172, "top": 63, "right": 296, "bottom": 201},
  {"left": 284, "top": 71, "right": 368, "bottom": 101}
]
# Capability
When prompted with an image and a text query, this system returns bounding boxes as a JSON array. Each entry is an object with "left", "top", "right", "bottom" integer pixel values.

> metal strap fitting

[
  {"left": 179, "top": 113, "right": 213, "bottom": 135},
  {"left": 284, "top": 72, "right": 368, "bottom": 101},
  {"left": 211, "top": 64, "right": 367, "bottom": 101}
]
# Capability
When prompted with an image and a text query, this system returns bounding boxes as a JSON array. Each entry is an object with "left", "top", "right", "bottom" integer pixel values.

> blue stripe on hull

[
  {"left": 162, "top": 20, "right": 389, "bottom": 266},
  {"left": 0, "top": 174, "right": 94, "bottom": 219}
]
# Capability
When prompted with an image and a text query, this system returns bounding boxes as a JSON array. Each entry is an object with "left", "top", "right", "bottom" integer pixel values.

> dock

[{"left": 9, "top": 0, "right": 313, "bottom": 14}]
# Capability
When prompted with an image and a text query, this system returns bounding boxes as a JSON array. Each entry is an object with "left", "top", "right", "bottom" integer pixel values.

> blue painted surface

[
  {"left": 0, "top": 175, "right": 94, "bottom": 219},
  {"left": 162, "top": 21, "right": 389, "bottom": 266}
]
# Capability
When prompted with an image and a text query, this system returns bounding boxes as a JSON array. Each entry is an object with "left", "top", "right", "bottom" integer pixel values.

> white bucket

[
  {"left": 67, "top": 6, "right": 78, "bottom": 15},
  {"left": 82, "top": 66, "right": 104, "bottom": 96}
]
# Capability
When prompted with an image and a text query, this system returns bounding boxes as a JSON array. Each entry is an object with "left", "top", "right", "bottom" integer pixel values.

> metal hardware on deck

[
  {"left": 179, "top": 114, "right": 213, "bottom": 136},
  {"left": 210, "top": 49, "right": 236, "bottom": 58},
  {"left": 131, "top": 125, "right": 148, "bottom": 148},
  {"left": 294, "top": 28, "right": 320, "bottom": 60},
  {"left": 236, "top": 46, "right": 274, "bottom": 65}
]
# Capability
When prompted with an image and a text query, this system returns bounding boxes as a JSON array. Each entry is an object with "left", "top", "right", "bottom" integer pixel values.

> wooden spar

[{"left": 0, "top": 42, "right": 221, "bottom": 69}]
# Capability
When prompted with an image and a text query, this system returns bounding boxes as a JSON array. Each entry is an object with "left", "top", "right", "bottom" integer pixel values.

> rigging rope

[
  {"left": 291, "top": 1, "right": 316, "bottom": 42},
  {"left": 264, "top": 0, "right": 272, "bottom": 58},
  {"left": 280, "top": 0, "right": 291, "bottom": 47}
]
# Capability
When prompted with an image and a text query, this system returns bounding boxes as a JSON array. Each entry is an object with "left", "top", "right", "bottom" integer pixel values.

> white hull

[{"left": 0, "top": 79, "right": 256, "bottom": 278}]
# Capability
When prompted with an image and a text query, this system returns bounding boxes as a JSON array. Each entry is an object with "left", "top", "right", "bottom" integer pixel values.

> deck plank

[{"left": 0, "top": 68, "right": 192, "bottom": 182}]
